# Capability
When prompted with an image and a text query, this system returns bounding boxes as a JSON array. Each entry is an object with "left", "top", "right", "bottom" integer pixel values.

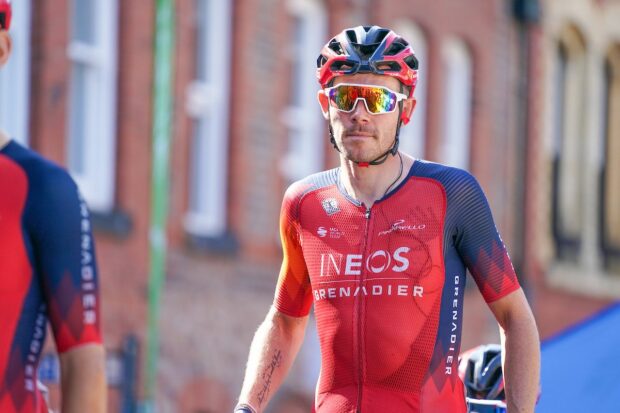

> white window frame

[
  {"left": 545, "top": 27, "right": 620, "bottom": 297},
  {"left": 393, "top": 20, "right": 428, "bottom": 160},
  {"left": 0, "top": 0, "right": 31, "bottom": 145},
  {"left": 67, "top": 0, "right": 119, "bottom": 212},
  {"left": 440, "top": 38, "right": 473, "bottom": 170},
  {"left": 601, "top": 47, "right": 620, "bottom": 255},
  {"left": 184, "top": 0, "right": 233, "bottom": 237},
  {"left": 554, "top": 40, "right": 587, "bottom": 244},
  {"left": 280, "top": 0, "right": 327, "bottom": 182}
]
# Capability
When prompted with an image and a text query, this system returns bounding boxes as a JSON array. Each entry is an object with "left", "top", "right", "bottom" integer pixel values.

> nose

[{"left": 349, "top": 98, "right": 371, "bottom": 123}]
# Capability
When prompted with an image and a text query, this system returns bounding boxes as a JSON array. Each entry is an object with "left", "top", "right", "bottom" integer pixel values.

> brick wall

[{"left": 24, "top": 0, "right": 620, "bottom": 411}]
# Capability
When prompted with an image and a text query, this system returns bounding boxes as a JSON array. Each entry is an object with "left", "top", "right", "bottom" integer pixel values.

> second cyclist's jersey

[
  {"left": 274, "top": 160, "right": 520, "bottom": 413},
  {"left": 0, "top": 140, "right": 102, "bottom": 413}
]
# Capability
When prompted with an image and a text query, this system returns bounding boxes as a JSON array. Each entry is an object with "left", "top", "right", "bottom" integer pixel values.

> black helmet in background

[{"left": 459, "top": 343, "right": 505, "bottom": 401}]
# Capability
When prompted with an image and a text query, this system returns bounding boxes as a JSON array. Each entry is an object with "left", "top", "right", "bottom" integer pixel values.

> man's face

[
  {"left": 0, "top": 28, "right": 11, "bottom": 68},
  {"left": 321, "top": 73, "right": 414, "bottom": 164}
]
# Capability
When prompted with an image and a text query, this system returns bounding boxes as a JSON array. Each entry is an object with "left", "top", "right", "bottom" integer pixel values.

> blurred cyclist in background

[
  {"left": 0, "top": 1, "right": 106, "bottom": 411},
  {"left": 235, "top": 25, "right": 540, "bottom": 413}
]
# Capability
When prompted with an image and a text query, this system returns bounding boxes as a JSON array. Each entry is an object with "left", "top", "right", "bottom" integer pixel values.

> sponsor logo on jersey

[
  {"left": 314, "top": 283, "right": 424, "bottom": 301},
  {"left": 321, "top": 198, "right": 340, "bottom": 216},
  {"left": 25, "top": 304, "right": 46, "bottom": 392},
  {"left": 319, "top": 247, "right": 410, "bottom": 276},
  {"left": 317, "top": 226, "right": 342, "bottom": 239},
  {"left": 445, "top": 274, "right": 461, "bottom": 375},
  {"left": 378, "top": 219, "right": 426, "bottom": 236},
  {"left": 79, "top": 191, "right": 97, "bottom": 325}
]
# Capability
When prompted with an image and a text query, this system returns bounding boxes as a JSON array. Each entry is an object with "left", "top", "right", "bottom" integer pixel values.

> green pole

[{"left": 143, "top": 0, "right": 174, "bottom": 411}]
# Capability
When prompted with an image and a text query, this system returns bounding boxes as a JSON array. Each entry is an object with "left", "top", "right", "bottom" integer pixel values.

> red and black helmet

[
  {"left": 0, "top": 0, "right": 11, "bottom": 31},
  {"left": 316, "top": 25, "right": 419, "bottom": 97}
]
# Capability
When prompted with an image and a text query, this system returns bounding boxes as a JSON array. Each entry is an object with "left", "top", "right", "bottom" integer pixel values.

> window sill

[
  {"left": 91, "top": 209, "right": 133, "bottom": 238},
  {"left": 185, "top": 230, "right": 239, "bottom": 255},
  {"left": 547, "top": 262, "right": 620, "bottom": 299}
]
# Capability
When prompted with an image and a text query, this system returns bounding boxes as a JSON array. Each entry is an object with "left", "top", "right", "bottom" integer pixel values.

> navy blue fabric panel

[
  {"left": 3, "top": 140, "right": 101, "bottom": 353},
  {"left": 412, "top": 160, "right": 520, "bottom": 394},
  {"left": 412, "top": 160, "right": 519, "bottom": 303}
]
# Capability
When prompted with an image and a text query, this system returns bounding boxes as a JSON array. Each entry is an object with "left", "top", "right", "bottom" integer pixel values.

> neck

[
  {"left": 0, "top": 130, "right": 9, "bottom": 150},
  {"left": 340, "top": 151, "right": 413, "bottom": 208}
]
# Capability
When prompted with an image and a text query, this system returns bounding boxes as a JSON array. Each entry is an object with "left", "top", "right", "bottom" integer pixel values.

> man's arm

[
  {"left": 488, "top": 288, "right": 540, "bottom": 413},
  {"left": 237, "top": 306, "right": 309, "bottom": 413},
  {"left": 59, "top": 343, "right": 107, "bottom": 413}
]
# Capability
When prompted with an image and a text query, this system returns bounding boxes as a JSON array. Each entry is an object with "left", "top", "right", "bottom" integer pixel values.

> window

[
  {"left": 393, "top": 21, "right": 428, "bottom": 159},
  {"left": 67, "top": 0, "right": 119, "bottom": 212},
  {"left": 551, "top": 27, "right": 587, "bottom": 261},
  {"left": 280, "top": 0, "right": 327, "bottom": 182},
  {"left": 440, "top": 38, "right": 473, "bottom": 170},
  {"left": 184, "top": 0, "right": 233, "bottom": 238},
  {"left": 0, "top": 0, "right": 31, "bottom": 145},
  {"left": 601, "top": 45, "right": 620, "bottom": 270},
  {"left": 545, "top": 24, "right": 620, "bottom": 295}
]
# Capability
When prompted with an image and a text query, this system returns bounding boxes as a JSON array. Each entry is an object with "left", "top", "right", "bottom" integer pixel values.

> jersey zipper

[{"left": 357, "top": 205, "right": 372, "bottom": 412}]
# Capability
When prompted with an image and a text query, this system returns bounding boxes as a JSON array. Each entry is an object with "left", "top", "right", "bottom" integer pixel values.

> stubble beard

[
  {"left": 333, "top": 123, "right": 370, "bottom": 163},
  {"left": 336, "top": 127, "right": 395, "bottom": 164}
]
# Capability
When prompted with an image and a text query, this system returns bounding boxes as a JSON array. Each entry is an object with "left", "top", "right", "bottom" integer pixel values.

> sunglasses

[{"left": 325, "top": 83, "right": 408, "bottom": 115}]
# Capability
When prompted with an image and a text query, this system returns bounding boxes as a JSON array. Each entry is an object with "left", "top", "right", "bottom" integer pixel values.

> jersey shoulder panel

[
  {"left": 4, "top": 141, "right": 103, "bottom": 352},
  {"left": 2, "top": 141, "right": 79, "bottom": 202},
  {"left": 412, "top": 160, "right": 520, "bottom": 302},
  {"left": 281, "top": 168, "right": 340, "bottom": 224},
  {"left": 411, "top": 159, "right": 478, "bottom": 196}
]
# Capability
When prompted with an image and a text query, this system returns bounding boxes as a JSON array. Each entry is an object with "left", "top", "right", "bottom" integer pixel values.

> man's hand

[{"left": 59, "top": 343, "right": 107, "bottom": 413}]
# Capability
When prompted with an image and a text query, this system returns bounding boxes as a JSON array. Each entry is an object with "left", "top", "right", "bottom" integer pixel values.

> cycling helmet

[
  {"left": 316, "top": 25, "right": 419, "bottom": 97},
  {"left": 459, "top": 344, "right": 505, "bottom": 401},
  {"left": 0, "top": 0, "right": 11, "bottom": 31},
  {"left": 316, "top": 26, "right": 419, "bottom": 166}
]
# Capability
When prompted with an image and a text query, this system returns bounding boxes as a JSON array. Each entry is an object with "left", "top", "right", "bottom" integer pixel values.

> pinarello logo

[{"left": 378, "top": 219, "right": 426, "bottom": 236}]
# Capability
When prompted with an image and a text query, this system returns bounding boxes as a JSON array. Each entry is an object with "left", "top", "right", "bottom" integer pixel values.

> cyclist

[
  {"left": 236, "top": 25, "right": 540, "bottom": 413},
  {"left": 0, "top": 2, "right": 107, "bottom": 411}
]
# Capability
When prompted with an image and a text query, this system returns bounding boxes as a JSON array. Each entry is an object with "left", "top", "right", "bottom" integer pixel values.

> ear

[
  {"left": 0, "top": 31, "right": 11, "bottom": 68},
  {"left": 400, "top": 97, "right": 416, "bottom": 125},
  {"left": 317, "top": 89, "right": 330, "bottom": 120}
]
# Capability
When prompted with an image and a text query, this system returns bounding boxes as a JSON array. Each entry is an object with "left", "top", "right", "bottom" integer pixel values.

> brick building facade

[{"left": 1, "top": 0, "right": 618, "bottom": 411}]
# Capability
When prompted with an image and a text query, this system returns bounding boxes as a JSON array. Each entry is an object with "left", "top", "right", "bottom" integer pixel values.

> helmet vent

[
  {"left": 375, "top": 61, "right": 402, "bottom": 72},
  {"left": 374, "top": 29, "right": 390, "bottom": 44},
  {"left": 353, "top": 43, "right": 380, "bottom": 58},
  {"left": 404, "top": 54, "right": 419, "bottom": 70},
  {"left": 385, "top": 39, "right": 408, "bottom": 56},
  {"left": 345, "top": 29, "right": 358, "bottom": 43},
  {"left": 328, "top": 39, "right": 344, "bottom": 55},
  {"left": 317, "top": 55, "right": 327, "bottom": 68},
  {"left": 330, "top": 60, "right": 356, "bottom": 72}
]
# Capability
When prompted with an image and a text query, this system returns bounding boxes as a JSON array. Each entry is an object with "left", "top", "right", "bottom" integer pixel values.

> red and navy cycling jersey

[
  {"left": 0, "top": 140, "right": 102, "bottom": 413},
  {"left": 274, "top": 159, "right": 520, "bottom": 413}
]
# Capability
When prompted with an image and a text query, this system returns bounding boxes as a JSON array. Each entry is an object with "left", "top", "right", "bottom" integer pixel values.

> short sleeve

[
  {"left": 273, "top": 183, "right": 313, "bottom": 317},
  {"left": 27, "top": 168, "right": 102, "bottom": 353},
  {"left": 454, "top": 173, "right": 520, "bottom": 303}
]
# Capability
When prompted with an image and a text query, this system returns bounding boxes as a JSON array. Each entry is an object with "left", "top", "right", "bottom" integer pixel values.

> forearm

[
  {"left": 238, "top": 306, "right": 308, "bottom": 412},
  {"left": 500, "top": 308, "right": 540, "bottom": 413},
  {"left": 60, "top": 344, "right": 107, "bottom": 413}
]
